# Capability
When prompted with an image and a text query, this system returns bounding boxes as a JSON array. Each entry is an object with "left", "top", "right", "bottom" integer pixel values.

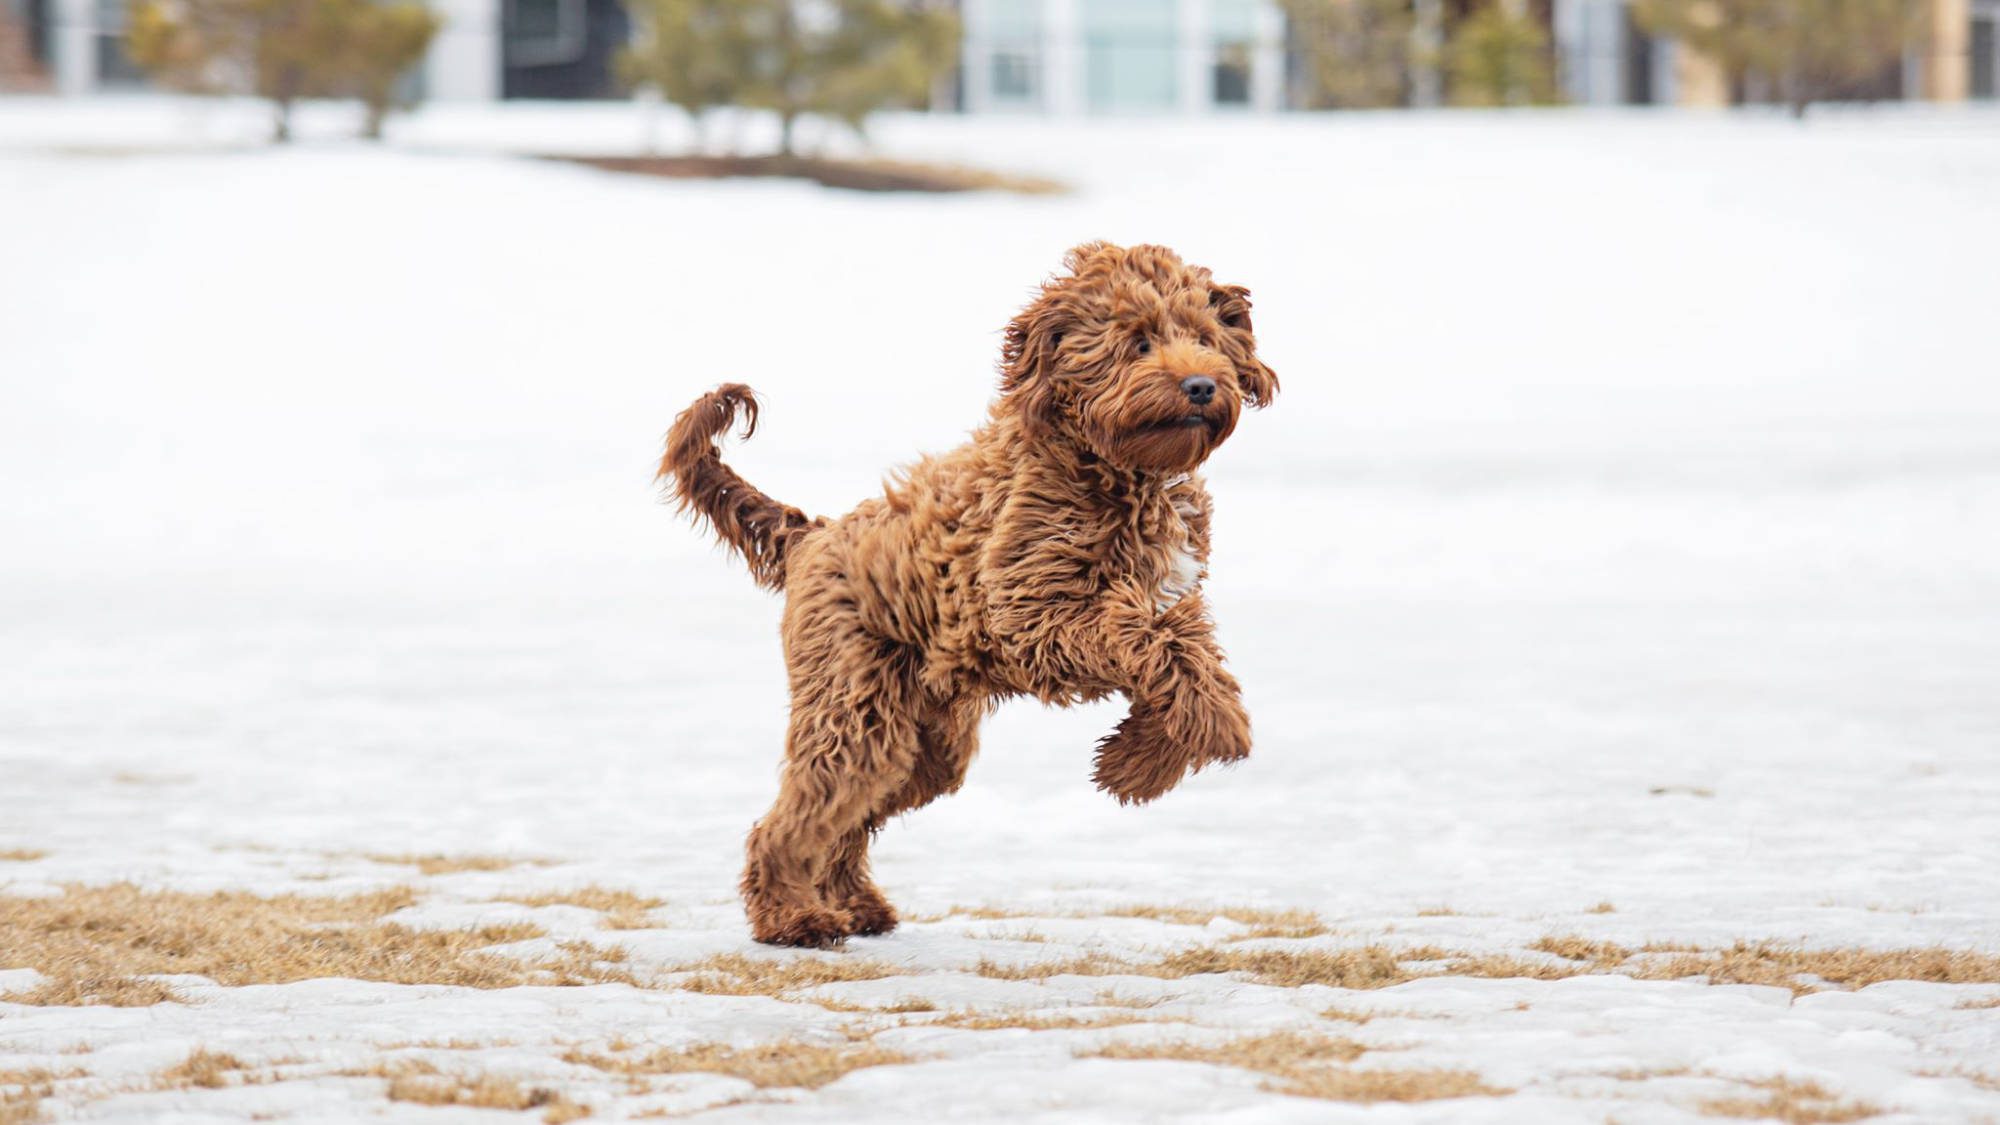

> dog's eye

[{"left": 1135, "top": 338, "right": 1151, "bottom": 355}]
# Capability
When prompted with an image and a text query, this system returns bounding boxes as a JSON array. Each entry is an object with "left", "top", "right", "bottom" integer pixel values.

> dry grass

[
  {"left": 502, "top": 888, "right": 666, "bottom": 930},
  {"left": 365, "top": 854, "right": 554, "bottom": 875},
  {"left": 925, "top": 1008, "right": 1176, "bottom": 1031},
  {"left": 1587, "top": 901, "right": 1618, "bottom": 914},
  {"left": 1, "top": 1070, "right": 58, "bottom": 1125},
  {"left": 1085, "top": 1031, "right": 1508, "bottom": 1103},
  {"left": 1695, "top": 1076, "right": 1881, "bottom": 1122},
  {"left": 5, "top": 974, "right": 184, "bottom": 1007},
  {"left": 1531, "top": 935, "right": 1635, "bottom": 965},
  {"left": 386, "top": 1073, "right": 589, "bottom": 1122},
  {"left": 0, "top": 884, "right": 638, "bottom": 1004},
  {"left": 1638, "top": 943, "right": 2000, "bottom": 994},
  {"left": 564, "top": 1040, "right": 912, "bottom": 1089},
  {"left": 1273, "top": 1067, "right": 1512, "bottom": 1103},
  {"left": 159, "top": 1049, "right": 248, "bottom": 1089},
  {"left": 1102, "top": 905, "right": 1328, "bottom": 939},
  {"left": 1605, "top": 1065, "right": 1694, "bottom": 1081},
  {"left": 1955, "top": 995, "right": 2000, "bottom": 1010},
  {"left": 971, "top": 954, "right": 1135, "bottom": 981},
  {"left": 1088, "top": 1030, "right": 1367, "bottom": 1068},
  {"left": 1151, "top": 946, "right": 1417, "bottom": 989},
  {"left": 672, "top": 953, "right": 907, "bottom": 996},
  {"left": 0, "top": 850, "right": 47, "bottom": 863},
  {"left": 1416, "top": 907, "right": 1459, "bottom": 917}
]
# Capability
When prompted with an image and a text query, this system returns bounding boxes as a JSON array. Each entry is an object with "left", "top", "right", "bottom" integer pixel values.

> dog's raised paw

[{"left": 1092, "top": 707, "right": 1193, "bottom": 806}]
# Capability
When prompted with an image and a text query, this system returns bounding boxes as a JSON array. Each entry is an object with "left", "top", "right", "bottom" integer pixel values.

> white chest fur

[{"left": 1154, "top": 473, "right": 1204, "bottom": 611}]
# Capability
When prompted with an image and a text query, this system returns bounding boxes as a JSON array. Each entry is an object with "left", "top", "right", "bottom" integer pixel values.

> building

[
  {"left": 959, "top": 0, "right": 1287, "bottom": 113},
  {"left": 10, "top": 0, "right": 1995, "bottom": 107},
  {"left": 1552, "top": 0, "right": 1999, "bottom": 104}
]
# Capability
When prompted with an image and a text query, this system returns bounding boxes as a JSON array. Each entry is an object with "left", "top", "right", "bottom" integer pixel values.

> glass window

[
  {"left": 992, "top": 50, "right": 1036, "bottom": 99},
  {"left": 1213, "top": 42, "right": 1250, "bottom": 104},
  {"left": 1082, "top": 0, "right": 1176, "bottom": 110}
]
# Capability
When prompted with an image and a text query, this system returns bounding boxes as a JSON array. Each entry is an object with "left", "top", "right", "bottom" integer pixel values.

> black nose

[{"left": 1180, "top": 376, "right": 1216, "bottom": 406}]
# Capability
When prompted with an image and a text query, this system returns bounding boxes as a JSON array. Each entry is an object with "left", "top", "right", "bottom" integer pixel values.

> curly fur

[{"left": 659, "top": 242, "right": 1279, "bottom": 948}]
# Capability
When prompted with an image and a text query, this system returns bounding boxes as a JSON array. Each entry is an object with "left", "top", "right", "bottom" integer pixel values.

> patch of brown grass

[
  {"left": 557, "top": 154, "right": 1064, "bottom": 196},
  {"left": 1638, "top": 943, "right": 2000, "bottom": 994},
  {"left": 1587, "top": 901, "right": 1618, "bottom": 914},
  {"left": 1531, "top": 935, "right": 1634, "bottom": 965},
  {"left": 159, "top": 1049, "right": 247, "bottom": 1089},
  {"left": 365, "top": 854, "right": 554, "bottom": 875},
  {"left": 972, "top": 954, "right": 1135, "bottom": 981},
  {"left": 0, "top": 850, "right": 47, "bottom": 863},
  {"left": 1088, "top": 1030, "right": 1365, "bottom": 1068},
  {"left": 564, "top": 1040, "right": 912, "bottom": 1089},
  {"left": 1102, "top": 905, "right": 1328, "bottom": 939},
  {"left": 5, "top": 975, "right": 183, "bottom": 1007},
  {"left": 502, "top": 888, "right": 665, "bottom": 930},
  {"left": 672, "top": 953, "right": 907, "bottom": 996},
  {"left": 1694, "top": 1076, "right": 1881, "bottom": 1122},
  {"left": 1955, "top": 995, "right": 2000, "bottom": 1010},
  {"left": 1416, "top": 907, "right": 1458, "bottom": 917},
  {"left": 1086, "top": 1031, "right": 1504, "bottom": 1103},
  {"left": 1151, "top": 946, "right": 1416, "bottom": 989},
  {"left": 0, "top": 884, "right": 637, "bottom": 1003},
  {"left": 2, "top": 1068, "right": 79, "bottom": 1125},
  {"left": 386, "top": 1073, "right": 589, "bottom": 1122},
  {"left": 926, "top": 1009, "right": 1176, "bottom": 1031},
  {"left": 1274, "top": 1067, "right": 1512, "bottom": 1102}
]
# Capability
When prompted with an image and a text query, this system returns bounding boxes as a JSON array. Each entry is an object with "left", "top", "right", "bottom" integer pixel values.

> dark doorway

[
  {"left": 1974, "top": 15, "right": 1996, "bottom": 99},
  {"left": 502, "top": 0, "right": 631, "bottom": 99}
]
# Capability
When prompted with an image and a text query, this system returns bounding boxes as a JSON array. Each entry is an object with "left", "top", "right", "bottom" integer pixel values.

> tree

[
  {"left": 126, "top": 0, "right": 436, "bottom": 142},
  {"left": 742, "top": 0, "right": 957, "bottom": 157},
  {"left": 340, "top": 2, "right": 440, "bottom": 140},
  {"left": 618, "top": 0, "right": 760, "bottom": 152},
  {"left": 1443, "top": 0, "right": 1557, "bottom": 106},
  {"left": 1631, "top": 0, "right": 1918, "bottom": 117},
  {"left": 1281, "top": 0, "right": 1414, "bottom": 109}
]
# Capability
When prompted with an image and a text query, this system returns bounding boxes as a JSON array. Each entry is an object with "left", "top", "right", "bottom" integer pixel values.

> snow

[{"left": 3, "top": 97, "right": 2000, "bottom": 1122}]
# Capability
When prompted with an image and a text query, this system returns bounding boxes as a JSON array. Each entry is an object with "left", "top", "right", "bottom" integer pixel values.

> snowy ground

[{"left": 3, "top": 98, "right": 2000, "bottom": 1122}]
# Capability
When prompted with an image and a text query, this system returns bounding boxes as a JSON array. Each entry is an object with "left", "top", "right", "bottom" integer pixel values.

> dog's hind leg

[
  {"left": 741, "top": 613, "right": 927, "bottom": 948},
  {"left": 820, "top": 695, "right": 983, "bottom": 937}
]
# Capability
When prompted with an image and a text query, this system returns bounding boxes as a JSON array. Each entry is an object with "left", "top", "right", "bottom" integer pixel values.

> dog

[{"left": 660, "top": 242, "right": 1278, "bottom": 947}]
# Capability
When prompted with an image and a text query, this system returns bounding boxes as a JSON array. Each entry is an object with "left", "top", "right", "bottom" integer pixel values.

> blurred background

[
  {"left": 1, "top": 0, "right": 1995, "bottom": 126},
  {"left": 2, "top": 0, "right": 1997, "bottom": 949}
]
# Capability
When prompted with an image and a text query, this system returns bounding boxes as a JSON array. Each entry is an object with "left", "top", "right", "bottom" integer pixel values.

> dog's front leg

[{"left": 1090, "top": 592, "right": 1251, "bottom": 805}]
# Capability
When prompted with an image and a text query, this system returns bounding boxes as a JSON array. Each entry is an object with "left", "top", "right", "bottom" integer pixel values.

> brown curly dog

[{"left": 660, "top": 242, "right": 1279, "bottom": 947}]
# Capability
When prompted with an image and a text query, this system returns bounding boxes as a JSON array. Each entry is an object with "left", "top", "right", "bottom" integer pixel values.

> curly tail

[{"left": 658, "top": 384, "right": 820, "bottom": 592}]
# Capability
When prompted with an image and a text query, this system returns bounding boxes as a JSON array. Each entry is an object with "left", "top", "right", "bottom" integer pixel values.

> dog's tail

[{"left": 658, "top": 384, "right": 820, "bottom": 592}]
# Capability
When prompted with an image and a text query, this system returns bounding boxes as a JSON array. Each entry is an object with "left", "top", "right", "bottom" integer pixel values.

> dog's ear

[
  {"left": 1001, "top": 297, "right": 1068, "bottom": 438},
  {"left": 1210, "top": 284, "right": 1278, "bottom": 409}
]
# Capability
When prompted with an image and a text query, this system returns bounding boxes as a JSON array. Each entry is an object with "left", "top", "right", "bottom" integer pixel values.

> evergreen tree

[
  {"left": 1281, "top": 0, "right": 1415, "bottom": 109},
  {"left": 1631, "top": 0, "right": 1918, "bottom": 116}
]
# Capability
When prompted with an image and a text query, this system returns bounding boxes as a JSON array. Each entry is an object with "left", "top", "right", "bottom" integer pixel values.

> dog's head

[{"left": 999, "top": 242, "right": 1278, "bottom": 475}]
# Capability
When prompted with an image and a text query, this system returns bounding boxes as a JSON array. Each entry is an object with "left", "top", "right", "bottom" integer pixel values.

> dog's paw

[
  {"left": 841, "top": 896, "right": 900, "bottom": 938},
  {"left": 750, "top": 905, "right": 854, "bottom": 949},
  {"left": 1092, "top": 706, "right": 1192, "bottom": 806}
]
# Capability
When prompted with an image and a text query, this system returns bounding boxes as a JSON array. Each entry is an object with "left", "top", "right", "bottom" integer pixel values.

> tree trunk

[
  {"left": 362, "top": 99, "right": 387, "bottom": 140},
  {"left": 778, "top": 109, "right": 797, "bottom": 157},
  {"left": 271, "top": 97, "right": 294, "bottom": 143}
]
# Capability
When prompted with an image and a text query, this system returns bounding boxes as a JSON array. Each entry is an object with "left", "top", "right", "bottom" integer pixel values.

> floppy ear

[
  {"left": 1000, "top": 294, "right": 1069, "bottom": 439},
  {"left": 1210, "top": 284, "right": 1278, "bottom": 408}
]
